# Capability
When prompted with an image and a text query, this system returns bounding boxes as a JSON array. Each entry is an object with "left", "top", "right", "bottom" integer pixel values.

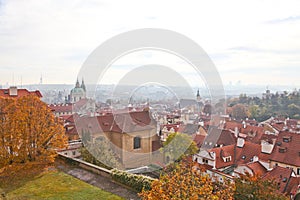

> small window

[
  {"left": 202, "top": 158, "right": 208, "bottom": 164},
  {"left": 133, "top": 137, "right": 141, "bottom": 149},
  {"left": 283, "top": 136, "right": 291, "bottom": 143},
  {"left": 297, "top": 168, "right": 300, "bottom": 175},
  {"left": 72, "top": 151, "right": 76, "bottom": 156}
]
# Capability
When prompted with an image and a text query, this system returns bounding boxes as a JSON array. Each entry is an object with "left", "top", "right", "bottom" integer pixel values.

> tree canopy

[
  {"left": 80, "top": 134, "right": 122, "bottom": 169},
  {"left": 234, "top": 173, "right": 289, "bottom": 200},
  {"left": 0, "top": 96, "right": 67, "bottom": 167},
  {"left": 226, "top": 91, "right": 300, "bottom": 121},
  {"left": 139, "top": 160, "right": 235, "bottom": 200},
  {"left": 162, "top": 132, "right": 198, "bottom": 163}
]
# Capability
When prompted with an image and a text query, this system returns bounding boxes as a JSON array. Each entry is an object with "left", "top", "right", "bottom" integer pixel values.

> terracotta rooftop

[
  {"left": 193, "top": 134, "right": 206, "bottom": 148},
  {"left": 208, "top": 144, "right": 235, "bottom": 169},
  {"left": 75, "top": 110, "right": 156, "bottom": 135},
  {"left": 208, "top": 141, "right": 272, "bottom": 169},
  {"left": 202, "top": 127, "right": 236, "bottom": 149},
  {"left": 224, "top": 121, "right": 265, "bottom": 144},
  {"left": 48, "top": 103, "right": 73, "bottom": 113},
  {"left": 0, "top": 88, "right": 42, "bottom": 98},
  {"left": 269, "top": 131, "right": 300, "bottom": 167},
  {"left": 262, "top": 166, "right": 295, "bottom": 194},
  {"left": 245, "top": 161, "right": 267, "bottom": 176},
  {"left": 178, "top": 124, "right": 199, "bottom": 135}
]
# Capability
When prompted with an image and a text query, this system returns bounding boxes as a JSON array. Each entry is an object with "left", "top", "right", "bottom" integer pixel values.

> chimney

[
  {"left": 252, "top": 155, "right": 259, "bottom": 162},
  {"left": 234, "top": 127, "right": 239, "bottom": 138},
  {"left": 210, "top": 152, "right": 216, "bottom": 169},
  {"left": 261, "top": 140, "right": 275, "bottom": 154},
  {"left": 242, "top": 121, "right": 246, "bottom": 129},
  {"left": 237, "top": 137, "right": 245, "bottom": 148},
  {"left": 9, "top": 86, "right": 18, "bottom": 96}
]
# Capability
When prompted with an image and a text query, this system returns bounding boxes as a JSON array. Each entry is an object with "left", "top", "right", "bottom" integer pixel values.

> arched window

[{"left": 133, "top": 136, "right": 141, "bottom": 149}]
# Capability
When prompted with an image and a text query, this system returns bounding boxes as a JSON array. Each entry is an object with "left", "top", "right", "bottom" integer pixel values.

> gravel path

[{"left": 55, "top": 159, "right": 140, "bottom": 200}]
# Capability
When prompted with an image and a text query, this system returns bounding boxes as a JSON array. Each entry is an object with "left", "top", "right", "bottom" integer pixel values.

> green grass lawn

[{"left": 0, "top": 165, "right": 123, "bottom": 200}]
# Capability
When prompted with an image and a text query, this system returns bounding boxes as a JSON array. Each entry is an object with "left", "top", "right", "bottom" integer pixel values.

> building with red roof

[
  {"left": 75, "top": 110, "right": 161, "bottom": 169},
  {"left": 0, "top": 86, "right": 42, "bottom": 98}
]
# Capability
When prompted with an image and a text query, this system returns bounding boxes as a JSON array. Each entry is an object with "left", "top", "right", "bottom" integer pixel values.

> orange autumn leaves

[
  {"left": 0, "top": 95, "right": 67, "bottom": 167},
  {"left": 139, "top": 161, "right": 235, "bottom": 200},
  {"left": 140, "top": 160, "right": 289, "bottom": 200}
]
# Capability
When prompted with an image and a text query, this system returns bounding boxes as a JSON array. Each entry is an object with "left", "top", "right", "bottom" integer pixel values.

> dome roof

[{"left": 71, "top": 87, "right": 85, "bottom": 94}]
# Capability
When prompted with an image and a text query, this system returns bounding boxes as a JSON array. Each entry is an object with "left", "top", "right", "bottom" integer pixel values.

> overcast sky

[{"left": 0, "top": 0, "right": 299, "bottom": 87}]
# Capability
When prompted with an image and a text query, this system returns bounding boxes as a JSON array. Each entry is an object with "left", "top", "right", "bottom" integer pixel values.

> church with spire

[
  {"left": 196, "top": 89, "right": 204, "bottom": 112},
  {"left": 68, "top": 78, "right": 86, "bottom": 103}
]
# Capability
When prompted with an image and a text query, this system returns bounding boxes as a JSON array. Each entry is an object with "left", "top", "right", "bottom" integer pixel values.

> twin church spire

[{"left": 75, "top": 78, "right": 86, "bottom": 92}]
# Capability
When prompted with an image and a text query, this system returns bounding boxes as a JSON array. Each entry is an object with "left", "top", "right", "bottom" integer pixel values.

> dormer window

[
  {"left": 283, "top": 136, "right": 291, "bottom": 143},
  {"left": 278, "top": 147, "right": 287, "bottom": 153},
  {"left": 103, "top": 122, "right": 109, "bottom": 126},
  {"left": 223, "top": 156, "right": 231, "bottom": 162}
]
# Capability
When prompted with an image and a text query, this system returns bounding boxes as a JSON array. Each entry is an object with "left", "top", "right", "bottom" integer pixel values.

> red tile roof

[
  {"left": 0, "top": 88, "right": 42, "bottom": 98},
  {"left": 269, "top": 131, "right": 300, "bottom": 167},
  {"left": 193, "top": 134, "right": 205, "bottom": 148},
  {"left": 65, "top": 125, "right": 78, "bottom": 135},
  {"left": 262, "top": 166, "right": 294, "bottom": 194},
  {"left": 288, "top": 177, "right": 300, "bottom": 196},
  {"left": 75, "top": 110, "right": 156, "bottom": 135},
  {"left": 245, "top": 161, "right": 267, "bottom": 176},
  {"left": 202, "top": 128, "right": 236, "bottom": 149},
  {"left": 208, "top": 145, "right": 235, "bottom": 169},
  {"left": 209, "top": 141, "right": 272, "bottom": 169},
  {"left": 224, "top": 121, "right": 265, "bottom": 144},
  {"left": 48, "top": 103, "right": 73, "bottom": 113}
]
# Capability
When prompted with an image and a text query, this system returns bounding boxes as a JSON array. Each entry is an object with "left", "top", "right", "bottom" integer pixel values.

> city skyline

[{"left": 0, "top": 0, "right": 299, "bottom": 87}]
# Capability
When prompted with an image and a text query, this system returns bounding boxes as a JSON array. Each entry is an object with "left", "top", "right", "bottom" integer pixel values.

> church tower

[
  {"left": 196, "top": 89, "right": 201, "bottom": 102},
  {"left": 81, "top": 78, "right": 86, "bottom": 92},
  {"left": 69, "top": 78, "right": 86, "bottom": 103},
  {"left": 75, "top": 78, "right": 80, "bottom": 88}
]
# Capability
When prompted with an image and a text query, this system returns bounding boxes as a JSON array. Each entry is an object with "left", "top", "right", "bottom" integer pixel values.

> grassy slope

[{"left": 0, "top": 164, "right": 123, "bottom": 200}]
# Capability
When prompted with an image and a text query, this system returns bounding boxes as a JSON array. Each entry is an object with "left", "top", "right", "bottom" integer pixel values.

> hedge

[{"left": 111, "top": 169, "right": 155, "bottom": 192}]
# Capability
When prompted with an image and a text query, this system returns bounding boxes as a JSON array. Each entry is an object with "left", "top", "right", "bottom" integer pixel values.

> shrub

[{"left": 111, "top": 169, "right": 154, "bottom": 192}]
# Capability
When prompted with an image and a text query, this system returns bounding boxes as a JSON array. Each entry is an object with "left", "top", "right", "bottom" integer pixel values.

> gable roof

[
  {"left": 224, "top": 121, "right": 265, "bottom": 144},
  {"left": 0, "top": 88, "right": 42, "bottom": 98},
  {"left": 75, "top": 110, "right": 156, "bottom": 135},
  {"left": 245, "top": 161, "right": 267, "bottom": 176},
  {"left": 262, "top": 166, "right": 294, "bottom": 194},
  {"left": 207, "top": 141, "right": 272, "bottom": 169},
  {"left": 48, "top": 103, "right": 73, "bottom": 113},
  {"left": 202, "top": 127, "right": 236, "bottom": 149},
  {"left": 193, "top": 134, "right": 206, "bottom": 148},
  {"left": 179, "top": 124, "right": 199, "bottom": 135},
  {"left": 208, "top": 144, "right": 235, "bottom": 169},
  {"left": 269, "top": 131, "right": 300, "bottom": 167}
]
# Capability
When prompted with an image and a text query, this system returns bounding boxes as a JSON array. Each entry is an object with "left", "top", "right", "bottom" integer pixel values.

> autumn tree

[
  {"left": 234, "top": 173, "right": 289, "bottom": 200},
  {"left": 0, "top": 97, "right": 15, "bottom": 166},
  {"left": 139, "top": 160, "right": 235, "bottom": 200},
  {"left": 162, "top": 132, "right": 198, "bottom": 163},
  {"left": 231, "top": 104, "right": 249, "bottom": 120},
  {"left": 80, "top": 133, "right": 122, "bottom": 169},
  {"left": 203, "top": 103, "right": 213, "bottom": 115},
  {"left": 0, "top": 96, "right": 67, "bottom": 167}
]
